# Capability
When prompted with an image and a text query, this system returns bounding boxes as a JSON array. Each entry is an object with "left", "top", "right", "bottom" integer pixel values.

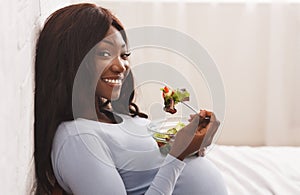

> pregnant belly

[{"left": 173, "top": 157, "right": 228, "bottom": 195}]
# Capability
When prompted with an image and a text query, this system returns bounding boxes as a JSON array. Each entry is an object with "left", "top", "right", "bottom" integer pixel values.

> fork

[{"left": 180, "top": 101, "right": 211, "bottom": 123}]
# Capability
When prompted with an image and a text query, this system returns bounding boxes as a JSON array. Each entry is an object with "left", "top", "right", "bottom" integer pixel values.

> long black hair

[{"left": 34, "top": 3, "right": 146, "bottom": 194}]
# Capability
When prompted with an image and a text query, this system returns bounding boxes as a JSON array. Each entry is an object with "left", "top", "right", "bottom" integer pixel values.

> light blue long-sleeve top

[{"left": 51, "top": 114, "right": 228, "bottom": 195}]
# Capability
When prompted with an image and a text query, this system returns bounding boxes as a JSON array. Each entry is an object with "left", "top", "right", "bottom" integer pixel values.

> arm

[{"left": 145, "top": 154, "right": 185, "bottom": 195}]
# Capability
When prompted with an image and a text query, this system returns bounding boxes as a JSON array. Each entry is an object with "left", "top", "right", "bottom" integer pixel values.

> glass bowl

[{"left": 147, "top": 116, "right": 189, "bottom": 149}]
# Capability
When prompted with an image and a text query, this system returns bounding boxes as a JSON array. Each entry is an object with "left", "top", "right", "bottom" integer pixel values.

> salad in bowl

[{"left": 147, "top": 116, "right": 189, "bottom": 155}]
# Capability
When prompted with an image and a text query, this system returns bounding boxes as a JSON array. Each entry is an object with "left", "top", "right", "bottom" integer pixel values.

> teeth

[{"left": 103, "top": 78, "right": 122, "bottom": 84}]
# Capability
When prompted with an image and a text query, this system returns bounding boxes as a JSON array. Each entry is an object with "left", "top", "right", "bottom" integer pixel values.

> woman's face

[{"left": 93, "top": 26, "right": 130, "bottom": 101}]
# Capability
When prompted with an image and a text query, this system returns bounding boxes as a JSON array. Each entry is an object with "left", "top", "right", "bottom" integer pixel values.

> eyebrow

[{"left": 102, "top": 39, "right": 126, "bottom": 48}]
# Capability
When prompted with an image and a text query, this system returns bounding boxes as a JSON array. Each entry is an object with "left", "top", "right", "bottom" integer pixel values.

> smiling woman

[{"left": 34, "top": 3, "right": 227, "bottom": 195}]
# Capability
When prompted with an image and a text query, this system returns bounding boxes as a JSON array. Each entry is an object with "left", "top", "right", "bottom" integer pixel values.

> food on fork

[{"left": 161, "top": 86, "right": 190, "bottom": 114}]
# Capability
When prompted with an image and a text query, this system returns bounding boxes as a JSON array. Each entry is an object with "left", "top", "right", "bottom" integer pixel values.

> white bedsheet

[{"left": 207, "top": 145, "right": 300, "bottom": 195}]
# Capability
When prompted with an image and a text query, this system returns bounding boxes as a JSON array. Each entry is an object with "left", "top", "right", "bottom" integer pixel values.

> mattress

[{"left": 207, "top": 145, "right": 300, "bottom": 195}]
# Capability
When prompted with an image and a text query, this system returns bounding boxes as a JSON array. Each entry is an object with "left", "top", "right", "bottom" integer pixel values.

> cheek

[
  {"left": 95, "top": 80, "right": 106, "bottom": 98},
  {"left": 93, "top": 57, "right": 111, "bottom": 75},
  {"left": 94, "top": 64, "right": 106, "bottom": 76},
  {"left": 93, "top": 64, "right": 109, "bottom": 90}
]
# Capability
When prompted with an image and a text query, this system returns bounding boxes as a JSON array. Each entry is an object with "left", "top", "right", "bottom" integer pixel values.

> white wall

[{"left": 0, "top": 0, "right": 70, "bottom": 194}]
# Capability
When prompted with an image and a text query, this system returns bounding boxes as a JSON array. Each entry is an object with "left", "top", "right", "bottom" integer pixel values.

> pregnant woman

[{"left": 34, "top": 3, "right": 228, "bottom": 195}]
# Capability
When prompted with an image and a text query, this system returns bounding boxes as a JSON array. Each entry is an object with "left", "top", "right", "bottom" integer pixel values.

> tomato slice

[{"left": 163, "top": 86, "right": 169, "bottom": 93}]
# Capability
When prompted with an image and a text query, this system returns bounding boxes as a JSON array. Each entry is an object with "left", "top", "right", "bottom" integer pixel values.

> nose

[{"left": 110, "top": 56, "right": 128, "bottom": 73}]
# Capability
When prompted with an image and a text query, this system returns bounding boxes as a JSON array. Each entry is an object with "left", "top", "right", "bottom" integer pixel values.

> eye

[
  {"left": 121, "top": 52, "right": 131, "bottom": 60},
  {"left": 97, "top": 51, "right": 111, "bottom": 57}
]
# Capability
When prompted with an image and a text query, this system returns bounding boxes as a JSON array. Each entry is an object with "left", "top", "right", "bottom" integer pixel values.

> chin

[
  {"left": 102, "top": 91, "right": 121, "bottom": 101},
  {"left": 110, "top": 94, "right": 121, "bottom": 101},
  {"left": 97, "top": 82, "right": 122, "bottom": 101}
]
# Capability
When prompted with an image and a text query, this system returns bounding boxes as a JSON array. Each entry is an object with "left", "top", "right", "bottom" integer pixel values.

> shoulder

[
  {"left": 51, "top": 119, "right": 111, "bottom": 161},
  {"left": 52, "top": 119, "right": 94, "bottom": 146},
  {"left": 51, "top": 119, "right": 114, "bottom": 169},
  {"left": 51, "top": 120, "right": 116, "bottom": 193}
]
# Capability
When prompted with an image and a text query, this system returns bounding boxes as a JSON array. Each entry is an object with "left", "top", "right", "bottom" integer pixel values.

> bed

[{"left": 206, "top": 145, "right": 300, "bottom": 195}]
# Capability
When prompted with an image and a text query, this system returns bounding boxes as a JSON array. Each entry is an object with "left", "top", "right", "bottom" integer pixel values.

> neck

[{"left": 95, "top": 97, "right": 116, "bottom": 123}]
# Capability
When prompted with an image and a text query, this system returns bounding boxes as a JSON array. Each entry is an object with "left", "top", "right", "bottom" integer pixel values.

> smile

[{"left": 102, "top": 78, "right": 122, "bottom": 84}]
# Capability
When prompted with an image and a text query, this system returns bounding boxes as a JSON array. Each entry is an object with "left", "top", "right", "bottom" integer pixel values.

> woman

[{"left": 34, "top": 3, "right": 227, "bottom": 195}]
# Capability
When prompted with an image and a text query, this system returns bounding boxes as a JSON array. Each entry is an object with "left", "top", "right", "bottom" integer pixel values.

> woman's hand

[{"left": 169, "top": 110, "right": 220, "bottom": 160}]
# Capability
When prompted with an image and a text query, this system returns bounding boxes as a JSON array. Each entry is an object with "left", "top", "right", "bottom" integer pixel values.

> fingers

[
  {"left": 187, "top": 114, "right": 201, "bottom": 134},
  {"left": 188, "top": 110, "right": 212, "bottom": 132},
  {"left": 189, "top": 110, "right": 213, "bottom": 119},
  {"left": 200, "top": 113, "right": 220, "bottom": 148},
  {"left": 199, "top": 110, "right": 207, "bottom": 118},
  {"left": 188, "top": 110, "right": 209, "bottom": 121},
  {"left": 198, "top": 147, "right": 207, "bottom": 157},
  {"left": 204, "top": 110, "right": 212, "bottom": 116},
  {"left": 188, "top": 114, "right": 196, "bottom": 122},
  {"left": 188, "top": 109, "right": 220, "bottom": 135}
]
